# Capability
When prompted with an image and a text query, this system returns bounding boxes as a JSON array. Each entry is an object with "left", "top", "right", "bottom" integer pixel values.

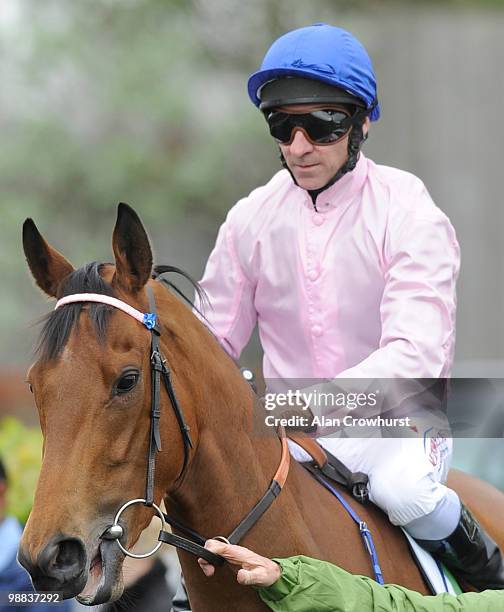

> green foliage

[{"left": 0, "top": 418, "right": 43, "bottom": 524}]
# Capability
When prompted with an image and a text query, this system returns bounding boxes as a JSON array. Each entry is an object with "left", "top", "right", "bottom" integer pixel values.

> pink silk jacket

[{"left": 195, "top": 153, "right": 460, "bottom": 381}]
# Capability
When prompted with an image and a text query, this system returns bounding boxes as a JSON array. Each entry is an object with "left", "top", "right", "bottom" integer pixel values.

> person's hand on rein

[{"left": 198, "top": 539, "right": 282, "bottom": 587}]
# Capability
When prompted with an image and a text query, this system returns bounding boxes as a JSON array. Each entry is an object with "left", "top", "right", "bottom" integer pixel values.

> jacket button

[
  {"left": 308, "top": 269, "right": 319, "bottom": 281},
  {"left": 312, "top": 215, "right": 324, "bottom": 226},
  {"left": 312, "top": 325, "right": 323, "bottom": 337}
]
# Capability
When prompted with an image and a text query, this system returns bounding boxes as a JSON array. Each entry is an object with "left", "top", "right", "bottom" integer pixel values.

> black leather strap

[
  {"left": 161, "top": 481, "right": 283, "bottom": 551},
  {"left": 163, "top": 513, "right": 206, "bottom": 546},
  {"left": 159, "top": 480, "right": 283, "bottom": 566},
  {"left": 321, "top": 447, "right": 369, "bottom": 503},
  {"left": 159, "top": 530, "right": 224, "bottom": 566},
  {"left": 145, "top": 286, "right": 193, "bottom": 504},
  {"left": 227, "top": 480, "right": 282, "bottom": 544},
  {"left": 146, "top": 287, "right": 163, "bottom": 506},
  {"left": 304, "top": 460, "right": 369, "bottom": 504},
  {"left": 160, "top": 364, "right": 193, "bottom": 475}
]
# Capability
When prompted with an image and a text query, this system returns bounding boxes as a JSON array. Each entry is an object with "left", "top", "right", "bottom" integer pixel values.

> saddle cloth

[{"left": 403, "top": 531, "right": 461, "bottom": 595}]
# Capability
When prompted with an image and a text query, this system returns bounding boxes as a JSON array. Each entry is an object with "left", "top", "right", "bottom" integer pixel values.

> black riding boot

[{"left": 417, "top": 503, "right": 504, "bottom": 590}]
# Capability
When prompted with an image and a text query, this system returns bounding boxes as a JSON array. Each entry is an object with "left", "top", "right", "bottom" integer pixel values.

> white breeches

[{"left": 289, "top": 435, "right": 454, "bottom": 527}]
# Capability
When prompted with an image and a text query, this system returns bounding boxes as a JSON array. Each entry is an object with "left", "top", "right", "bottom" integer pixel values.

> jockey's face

[{"left": 277, "top": 103, "right": 370, "bottom": 191}]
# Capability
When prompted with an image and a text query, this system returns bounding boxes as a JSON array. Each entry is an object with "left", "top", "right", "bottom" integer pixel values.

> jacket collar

[{"left": 298, "top": 152, "right": 368, "bottom": 211}]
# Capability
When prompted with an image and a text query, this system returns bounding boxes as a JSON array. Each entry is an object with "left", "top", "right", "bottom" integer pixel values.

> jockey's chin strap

[{"left": 55, "top": 284, "right": 290, "bottom": 567}]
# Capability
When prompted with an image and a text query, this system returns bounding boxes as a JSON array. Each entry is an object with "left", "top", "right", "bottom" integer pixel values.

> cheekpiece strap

[{"left": 146, "top": 285, "right": 162, "bottom": 506}]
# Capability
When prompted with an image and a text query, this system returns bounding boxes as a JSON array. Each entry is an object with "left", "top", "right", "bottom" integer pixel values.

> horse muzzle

[
  {"left": 18, "top": 535, "right": 87, "bottom": 599},
  {"left": 18, "top": 535, "right": 124, "bottom": 605}
]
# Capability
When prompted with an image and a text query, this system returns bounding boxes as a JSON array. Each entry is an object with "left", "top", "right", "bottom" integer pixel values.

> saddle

[{"left": 287, "top": 434, "right": 369, "bottom": 503}]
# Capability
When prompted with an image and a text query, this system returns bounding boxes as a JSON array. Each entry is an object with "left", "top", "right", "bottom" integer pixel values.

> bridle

[{"left": 54, "top": 283, "right": 290, "bottom": 567}]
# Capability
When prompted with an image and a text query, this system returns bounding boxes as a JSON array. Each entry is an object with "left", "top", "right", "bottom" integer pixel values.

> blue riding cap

[{"left": 248, "top": 23, "right": 380, "bottom": 122}]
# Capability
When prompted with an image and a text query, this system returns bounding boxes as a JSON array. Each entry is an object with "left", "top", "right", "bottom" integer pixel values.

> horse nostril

[
  {"left": 39, "top": 537, "right": 87, "bottom": 583},
  {"left": 55, "top": 539, "right": 85, "bottom": 572}
]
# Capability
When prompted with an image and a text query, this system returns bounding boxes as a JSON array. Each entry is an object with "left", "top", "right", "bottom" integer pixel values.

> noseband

[{"left": 54, "top": 283, "right": 290, "bottom": 567}]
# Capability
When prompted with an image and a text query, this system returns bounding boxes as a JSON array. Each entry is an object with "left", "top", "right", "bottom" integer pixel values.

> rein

[{"left": 54, "top": 283, "right": 290, "bottom": 567}]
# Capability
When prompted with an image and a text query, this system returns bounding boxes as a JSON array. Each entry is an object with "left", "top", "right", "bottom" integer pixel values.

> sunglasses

[{"left": 265, "top": 108, "right": 354, "bottom": 146}]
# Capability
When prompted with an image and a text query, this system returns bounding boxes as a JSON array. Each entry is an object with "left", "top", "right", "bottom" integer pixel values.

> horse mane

[{"left": 35, "top": 262, "right": 207, "bottom": 362}]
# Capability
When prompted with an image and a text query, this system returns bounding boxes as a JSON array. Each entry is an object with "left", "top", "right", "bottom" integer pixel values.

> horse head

[{"left": 18, "top": 204, "right": 208, "bottom": 604}]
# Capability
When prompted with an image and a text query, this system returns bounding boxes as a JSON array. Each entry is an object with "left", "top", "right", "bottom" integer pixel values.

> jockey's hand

[{"left": 198, "top": 539, "right": 281, "bottom": 587}]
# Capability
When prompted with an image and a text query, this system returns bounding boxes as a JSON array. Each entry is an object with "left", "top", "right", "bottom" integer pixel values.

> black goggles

[{"left": 265, "top": 108, "right": 355, "bottom": 146}]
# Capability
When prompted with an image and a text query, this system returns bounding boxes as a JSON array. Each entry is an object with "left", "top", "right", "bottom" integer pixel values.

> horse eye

[
  {"left": 28, "top": 384, "right": 33, "bottom": 394},
  {"left": 114, "top": 371, "right": 140, "bottom": 395}
]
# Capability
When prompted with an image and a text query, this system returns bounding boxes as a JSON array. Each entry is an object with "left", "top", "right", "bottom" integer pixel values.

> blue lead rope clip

[{"left": 143, "top": 313, "right": 158, "bottom": 330}]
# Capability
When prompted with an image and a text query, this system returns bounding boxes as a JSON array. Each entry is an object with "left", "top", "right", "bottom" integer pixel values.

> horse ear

[
  {"left": 112, "top": 203, "right": 153, "bottom": 293},
  {"left": 22, "top": 219, "right": 75, "bottom": 298}
]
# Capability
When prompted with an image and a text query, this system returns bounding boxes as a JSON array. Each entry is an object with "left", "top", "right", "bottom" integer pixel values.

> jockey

[{"left": 195, "top": 23, "right": 504, "bottom": 589}]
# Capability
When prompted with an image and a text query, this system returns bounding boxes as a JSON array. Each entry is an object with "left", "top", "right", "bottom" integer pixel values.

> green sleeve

[{"left": 257, "top": 556, "right": 504, "bottom": 612}]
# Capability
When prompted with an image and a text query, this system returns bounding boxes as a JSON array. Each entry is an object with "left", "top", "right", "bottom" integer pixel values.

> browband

[{"left": 55, "top": 293, "right": 158, "bottom": 330}]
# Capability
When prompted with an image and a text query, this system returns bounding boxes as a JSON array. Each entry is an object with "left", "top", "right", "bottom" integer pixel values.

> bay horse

[{"left": 18, "top": 203, "right": 504, "bottom": 610}]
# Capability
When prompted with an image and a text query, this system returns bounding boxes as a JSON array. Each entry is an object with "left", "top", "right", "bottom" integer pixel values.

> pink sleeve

[
  {"left": 337, "top": 210, "right": 460, "bottom": 379},
  {"left": 194, "top": 216, "right": 257, "bottom": 360}
]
